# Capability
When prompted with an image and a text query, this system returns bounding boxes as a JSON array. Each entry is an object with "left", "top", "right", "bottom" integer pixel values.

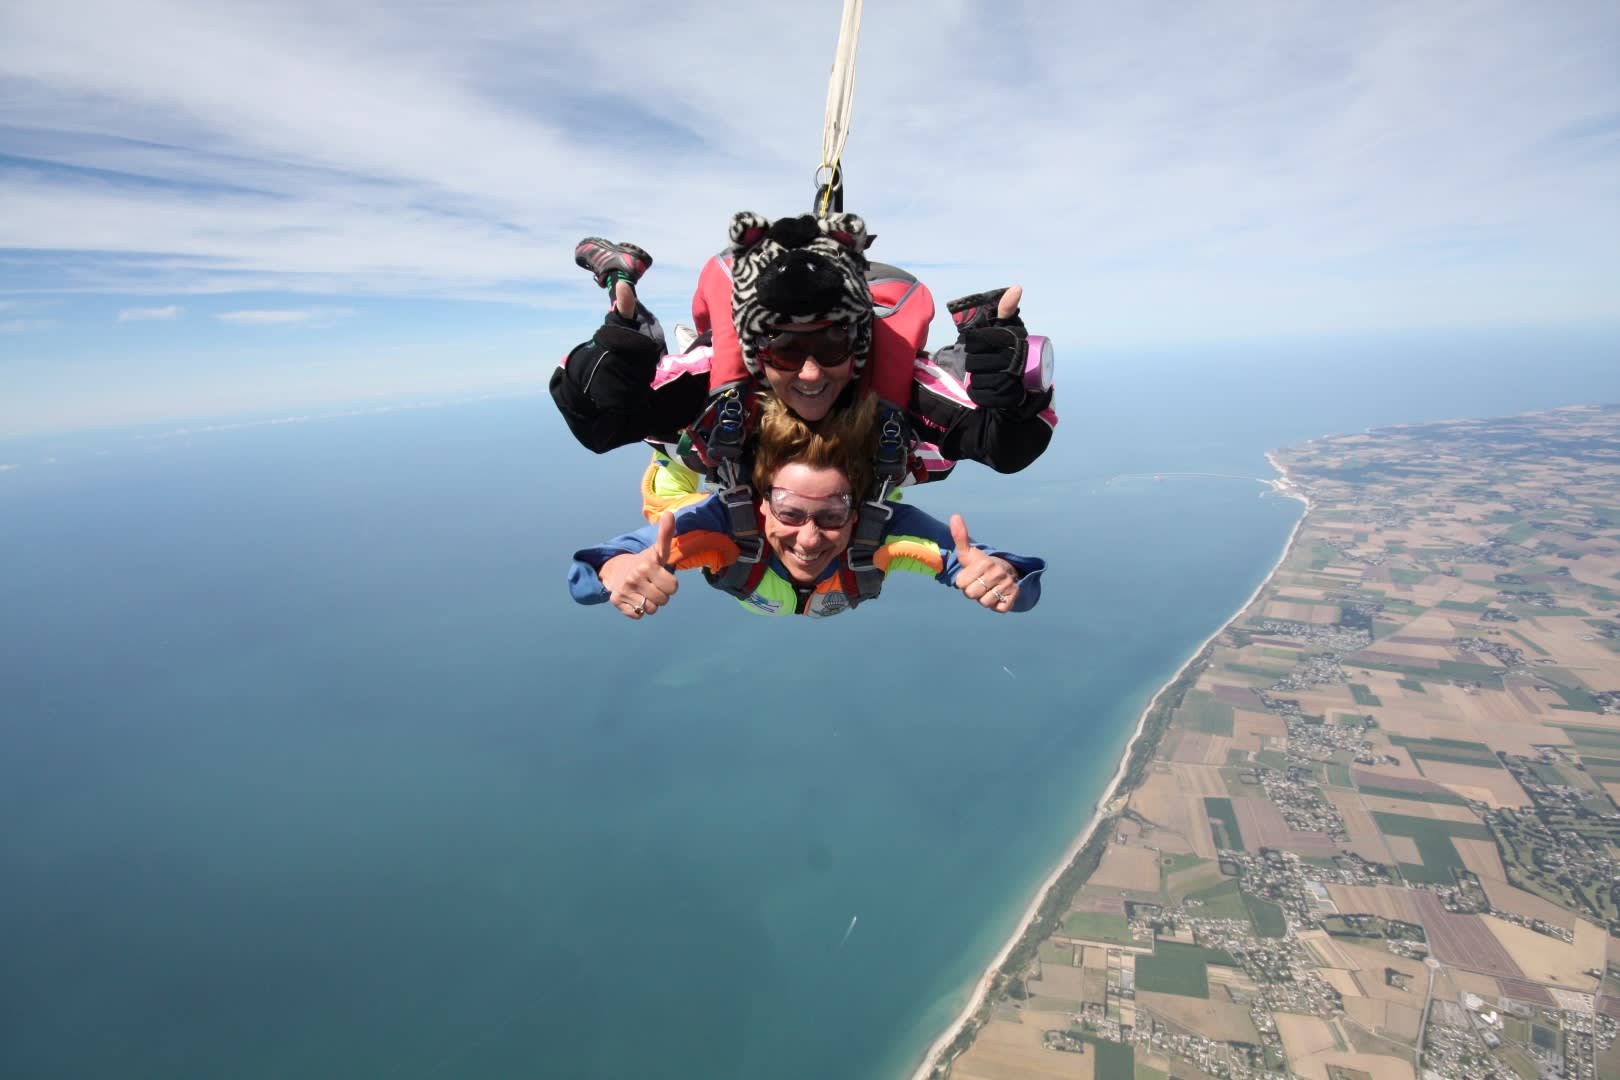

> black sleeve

[
  {"left": 912, "top": 383, "right": 1056, "bottom": 474},
  {"left": 548, "top": 314, "right": 712, "bottom": 453}
]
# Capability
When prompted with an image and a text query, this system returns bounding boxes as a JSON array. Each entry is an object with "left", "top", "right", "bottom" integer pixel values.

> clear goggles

[{"left": 766, "top": 487, "right": 855, "bottom": 529}]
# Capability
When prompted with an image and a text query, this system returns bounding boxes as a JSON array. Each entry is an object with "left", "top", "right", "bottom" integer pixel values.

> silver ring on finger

[
  {"left": 975, "top": 576, "right": 990, "bottom": 591},
  {"left": 633, "top": 595, "right": 647, "bottom": 615},
  {"left": 991, "top": 588, "right": 1009, "bottom": 603}
]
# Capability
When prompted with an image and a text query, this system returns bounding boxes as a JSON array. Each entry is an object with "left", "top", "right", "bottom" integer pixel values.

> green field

[
  {"left": 1550, "top": 686, "right": 1603, "bottom": 712},
  {"left": 1558, "top": 725, "right": 1620, "bottom": 750},
  {"left": 1509, "top": 604, "right": 1590, "bottom": 617},
  {"left": 1039, "top": 942, "right": 1076, "bottom": 965},
  {"left": 1356, "top": 783, "right": 1468, "bottom": 806},
  {"left": 1255, "top": 749, "right": 1290, "bottom": 770},
  {"left": 1180, "top": 690, "right": 1236, "bottom": 736},
  {"left": 1528, "top": 762, "right": 1571, "bottom": 786},
  {"left": 1204, "top": 797, "right": 1245, "bottom": 852},
  {"left": 1397, "top": 677, "right": 1427, "bottom": 693},
  {"left": 1072, "top": 1035, "right": 1134, "bottom": 1080},
  {"left": 1372, "top": 811, "right": 1491, "bottom": 841},
  {"left": 1350, "top": 683, "right": 1383, "bottom": 707},
  {"left": 1581, "top": 758, "right": 1620, "bottom": 782},
  {"left": 1224, "top": 662, "right": 1294, "bottom": 679},
  {"left": 1243, "top": 894, "right": 1288, "bottom": 937},
  {"left": 1134, "top": 941, "right": 1226, "bottom": 998},
  {"left": 1411, "top": 750, "right": 1504, "bottom": 770},
  {"left": 1389, "top": 735, "right": 1501, "bottom": 770},
  {"left": 1391, "top": 734, "right": 1491, "bottom": 752},
  {"left": 1350, "top": 656, "right": 1505, "bottom": 689},
  {"left": 1372, "top": 811, "right": 1490, "bottom": 885},
  {"left": 1160, "top": 852, "right": 1206, "bottom": 875},
  {"left": 1060, "top": 910, "right": 1136, "bottom": 946},
  {"left": 1506, "top": 629, "right": 1550, "bottom": 656},
  {"left": 1500, "top": 522, "right": 1538, "bottom": 544},
  {"left": 1183, "top": 877, "right": 1251, "bottom": 921}
]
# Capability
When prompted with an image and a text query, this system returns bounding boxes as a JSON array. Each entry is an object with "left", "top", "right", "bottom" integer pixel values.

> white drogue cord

[{"left": 818, "top": 0, "right": 864, "bottom": 212}]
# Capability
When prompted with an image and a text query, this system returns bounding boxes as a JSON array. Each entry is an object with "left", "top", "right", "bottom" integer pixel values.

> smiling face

[
  {"left": 727, "top": 211, "right": 874, "bottom": 407},
  {"left": 758, "top": 324, "right": 857, "bottom": 422},
  {"left": 761, "top": 462, "right": 858, "bottom": 584}
]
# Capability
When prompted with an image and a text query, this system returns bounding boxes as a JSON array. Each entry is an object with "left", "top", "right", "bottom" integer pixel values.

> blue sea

[{"left": 3, "top": 326, "right": 1617, "bottom": 1078}]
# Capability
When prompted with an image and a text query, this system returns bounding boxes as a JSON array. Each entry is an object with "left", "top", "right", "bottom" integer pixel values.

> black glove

[
  {"left": 961, "top": 322, "right": 1028, "bottom": 411},
  {"left": 563, "top": 318, "right": 665, "bottom": 408}
]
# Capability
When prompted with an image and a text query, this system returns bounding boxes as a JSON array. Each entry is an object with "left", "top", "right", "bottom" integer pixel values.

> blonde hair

[{"left": 750, "top": 393, "right": 881, "bottom": 503}]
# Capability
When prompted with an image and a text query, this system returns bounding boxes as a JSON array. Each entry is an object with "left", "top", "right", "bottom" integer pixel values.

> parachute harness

[
  {"left": 699, "top": 386, "right": 769, "bottom": 597},
  {"left": 843, "top": 401, "right": 909, "bottom": 605},
  {"left": 702, "top": 0, "right": 886, "bottom": 605}
]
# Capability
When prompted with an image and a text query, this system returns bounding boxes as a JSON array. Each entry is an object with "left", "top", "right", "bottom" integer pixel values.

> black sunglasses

[{"left": 756, "top": 324, "right": 856, "bottom": 373}]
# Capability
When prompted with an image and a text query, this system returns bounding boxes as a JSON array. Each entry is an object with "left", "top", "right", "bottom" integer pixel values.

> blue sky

[{"left": 2, "top": 0, "right": 1618, "bottom": 436}]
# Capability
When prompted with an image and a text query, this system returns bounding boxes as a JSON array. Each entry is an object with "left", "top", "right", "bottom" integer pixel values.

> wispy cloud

[
  {"left": 1, "top": 318, "right": 56, "bottom": 333},
  {"left": 3, "top": 2, "right": 1615, "bottom": 317},
  {"left": 1, "top": 0, "right": 1617, "bottom": 433},
  {"left": 117, "top": 304, "right": 181, "bottom": 321},
  {"left": 216, "top": 307, "right": 352, "bottom": 327}
]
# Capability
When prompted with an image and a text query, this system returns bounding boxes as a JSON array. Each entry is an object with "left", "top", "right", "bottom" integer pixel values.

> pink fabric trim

[
  {"left": 650, "top": 345, "right": 715, "bottom": 389},
  {"left": 911, "top": 356, "right": 974, "bottom": 407},
  {"left": 912, "top": 442, "right": 953, "bottom": 473}
]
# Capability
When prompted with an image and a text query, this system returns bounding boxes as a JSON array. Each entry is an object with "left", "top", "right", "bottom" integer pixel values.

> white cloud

[
  {"left": 0, "top": 0, "right": 1615, "bottom": 378},
  {"left": 215, "top": 307, "right": 352, "bottom": 327},
  {"left": 0, "top": 318, "right": 56, "bottom": 333},
  {"left": 117, "top": 304, "right": 181, "bottom": 321}
]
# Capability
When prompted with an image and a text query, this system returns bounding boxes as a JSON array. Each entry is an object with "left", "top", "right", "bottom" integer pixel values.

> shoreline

[{"left": 908, "top": 457, "right": 1312, "bottom": 1080}]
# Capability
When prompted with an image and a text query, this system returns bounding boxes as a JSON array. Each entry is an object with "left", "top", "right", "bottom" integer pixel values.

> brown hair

[{"left": 750, "top": 393, "right": 881, "bottom": 503}]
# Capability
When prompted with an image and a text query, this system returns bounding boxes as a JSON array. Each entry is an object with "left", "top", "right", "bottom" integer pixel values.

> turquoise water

[{"left": 3, "top": 326, "right": 1617, "bottom": 1078}]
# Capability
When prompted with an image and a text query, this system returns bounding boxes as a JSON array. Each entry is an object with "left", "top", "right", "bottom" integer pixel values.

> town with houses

[{"left": 929, "top": 406, "right": 1620, "bottom": 1080}]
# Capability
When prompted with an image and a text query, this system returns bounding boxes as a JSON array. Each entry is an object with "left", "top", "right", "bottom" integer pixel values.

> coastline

[{"left": 909, "top": 457, "right": 1312, "bottom": 1080}]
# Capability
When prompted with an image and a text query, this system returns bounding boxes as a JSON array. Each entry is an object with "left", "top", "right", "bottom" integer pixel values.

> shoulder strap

[
  {"left": 705, "top": 455, "right": 767, "bottom": 597},
  {"left": 685, "top": 382, "right": 760, "bottom": 472},
  {"left": 844, "top": 403, "right": 912, "bottom": 605}
]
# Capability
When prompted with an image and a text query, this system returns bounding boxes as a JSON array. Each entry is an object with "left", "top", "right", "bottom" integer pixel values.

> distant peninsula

[{"left": 919, "top": 404, "right": 1620, "bottom": 1080}]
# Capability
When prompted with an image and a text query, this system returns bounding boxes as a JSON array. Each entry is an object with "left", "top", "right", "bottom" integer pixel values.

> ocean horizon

[{"left": 4, "top": 326, "right": 1619, "bottom": 1078}]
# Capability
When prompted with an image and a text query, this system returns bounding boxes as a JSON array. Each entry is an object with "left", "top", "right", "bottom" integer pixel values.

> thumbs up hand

[
  {"left": 951, "top": 514, "right": 1019, "bottom": 613},
  {"left": 958, "top": 286, "right": 1030, "bottom": 411},
  {"left": 599, "top": 513, "right": 681, "bottom": 620},
  {"left": 996, "top": 285, "right": 1023, "bottom": 320}
]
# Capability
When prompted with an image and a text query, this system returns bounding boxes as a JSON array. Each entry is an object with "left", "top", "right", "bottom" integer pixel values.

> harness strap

[
  {"left": 708, "top": 456, "right": 767, "bottom": 597},
  {"left": 844, "top": 402, "right": 910, "bottom": 605},
  {"left": 683, "top": 383, "right": 758, "bottom": 476}
]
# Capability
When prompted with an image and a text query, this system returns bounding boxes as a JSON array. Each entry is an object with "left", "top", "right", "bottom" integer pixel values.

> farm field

[{"left": 927, "top": 408, "right": 1620, "bottom": 1080}]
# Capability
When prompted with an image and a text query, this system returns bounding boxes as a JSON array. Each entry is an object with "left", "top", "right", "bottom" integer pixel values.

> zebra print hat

[{"left": 727, "top": 211, "right": 874, "bottom": 377}]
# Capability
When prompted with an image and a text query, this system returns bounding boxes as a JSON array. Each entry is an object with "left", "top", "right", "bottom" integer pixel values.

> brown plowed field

[
  {"left": 1231, "top": 798, "right": 1338, "bottom": 855},
  {"left": 1410, "top": 892, "right": 1524, "bottom": 979},
  {"left": 1212, "top": 684, "right": 1262, "bottom": 707}
]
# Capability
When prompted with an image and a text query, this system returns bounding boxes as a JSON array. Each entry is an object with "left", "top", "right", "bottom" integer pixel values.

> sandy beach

[{"left": 908, "top": 458, "right": 1311, "bottom": 1080}]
